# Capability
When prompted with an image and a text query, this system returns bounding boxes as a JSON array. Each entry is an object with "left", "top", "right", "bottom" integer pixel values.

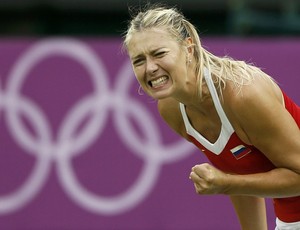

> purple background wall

[{"left": 0, "top": 37, "right": 299, "bottom": 230}]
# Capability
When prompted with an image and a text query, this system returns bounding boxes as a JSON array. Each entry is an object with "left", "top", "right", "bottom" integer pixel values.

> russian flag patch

[{"left": 230, "top": 145, "right": 251, "bottom": 160}]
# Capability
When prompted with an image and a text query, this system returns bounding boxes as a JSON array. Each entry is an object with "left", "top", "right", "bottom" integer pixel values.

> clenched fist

[{"left": 189, "top": 163, "right": 229, "bottom": 195}]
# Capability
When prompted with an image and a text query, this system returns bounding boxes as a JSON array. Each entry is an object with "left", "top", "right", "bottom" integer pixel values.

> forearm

[{"left": 224, "top": 167, "right": 300, "bottom": 198}]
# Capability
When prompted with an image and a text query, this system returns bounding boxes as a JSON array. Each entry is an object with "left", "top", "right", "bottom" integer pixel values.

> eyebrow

[{"left": 131, "top": 48, "right": 165, "bottom": 60}]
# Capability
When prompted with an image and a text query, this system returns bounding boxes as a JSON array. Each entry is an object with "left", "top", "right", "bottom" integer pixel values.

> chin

[{"left": 149, "top": 89, "right": 173, "bottom": 100}]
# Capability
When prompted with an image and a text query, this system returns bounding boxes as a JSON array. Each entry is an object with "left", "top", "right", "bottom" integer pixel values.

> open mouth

[{"left": 148, "top": 76, "right": 169, "bottom": 88}]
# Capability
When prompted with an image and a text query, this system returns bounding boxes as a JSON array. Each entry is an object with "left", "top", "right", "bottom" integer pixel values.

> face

[{"left": 127, "top": 27, "right": 192, "bottom": 100}]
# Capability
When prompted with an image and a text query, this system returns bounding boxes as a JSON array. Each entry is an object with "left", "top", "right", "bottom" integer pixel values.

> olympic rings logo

[{"left": 0, "top": 38, "right": 195, "bottom": 215}]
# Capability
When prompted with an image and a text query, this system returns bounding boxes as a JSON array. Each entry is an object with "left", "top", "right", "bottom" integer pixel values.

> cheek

[
  {"left": 167, "top": 54, "right": 186, "bottom": 69},
  {"left": 133, "top": 69, "right": 145, "bottom": 84}
]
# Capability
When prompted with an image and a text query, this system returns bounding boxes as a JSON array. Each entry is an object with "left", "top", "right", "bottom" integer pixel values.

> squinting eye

[
  {"left": 156, "top": 52, "right": 166, "bottom": 57},
  {"left": 133, "top": 59, "right": 144, "bottom": 66}
]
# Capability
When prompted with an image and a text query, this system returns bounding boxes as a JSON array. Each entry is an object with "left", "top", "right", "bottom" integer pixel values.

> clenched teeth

[{"left": 149, "top": 76, "right": 168, "bottom": 88}]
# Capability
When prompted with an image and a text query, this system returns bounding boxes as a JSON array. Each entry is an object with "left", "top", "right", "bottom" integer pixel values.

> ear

[{"left": 185, "top": 37, "right": 194, "bottom": 56}]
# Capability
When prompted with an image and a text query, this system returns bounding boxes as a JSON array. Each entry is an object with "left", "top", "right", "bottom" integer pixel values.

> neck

[{"left": 173, "top": 83, "right": 213, "bottom": 115}]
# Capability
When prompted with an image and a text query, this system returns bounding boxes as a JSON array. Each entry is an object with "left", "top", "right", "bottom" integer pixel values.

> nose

[{"left": 145, "top": 57, "right": 158, "bottom": 75}]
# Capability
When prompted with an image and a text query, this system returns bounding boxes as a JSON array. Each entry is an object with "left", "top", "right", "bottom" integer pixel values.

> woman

[{"left": 123, "top": 5, "right": 300, "bottom": 230}]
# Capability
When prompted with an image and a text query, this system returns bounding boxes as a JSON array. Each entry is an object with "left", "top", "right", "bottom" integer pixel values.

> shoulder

[
  {"left": 224, "top": 75, "right": 300, "bottom": 170},
  {"left": 223, "top": 74, "right": 299, "bottom": 147},
  {"left": 222, "top": 74, "right": 284, "bottom": 144},
  {"left": 157, "top": 98, "right": 188, "bottom": 139},
  {"left": 224, "top": 74, "right": 282, "bottom": 115}
]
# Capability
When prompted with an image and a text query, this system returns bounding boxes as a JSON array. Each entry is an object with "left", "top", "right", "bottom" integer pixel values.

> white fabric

[
  {"left": 179, "top": 68, "right": 234, "bottom": 154},
  {"left": 275, "top": 218, "right": 300, "bottom": 230}
]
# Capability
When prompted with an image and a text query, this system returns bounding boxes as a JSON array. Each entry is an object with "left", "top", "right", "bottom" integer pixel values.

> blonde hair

[{"left": 123, "top": 5, "right": 272, "bottom": 97}]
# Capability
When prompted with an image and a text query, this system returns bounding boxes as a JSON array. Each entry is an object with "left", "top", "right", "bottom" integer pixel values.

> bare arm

[
  {"left": 223, "top": 80, "right": 300, "bottom": 197},
  {"left": 230, "top": 195, "right": 268, "bottom": 230},
  {"left": 190, "top": 78, "right": 300, "bottom": 198}
]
